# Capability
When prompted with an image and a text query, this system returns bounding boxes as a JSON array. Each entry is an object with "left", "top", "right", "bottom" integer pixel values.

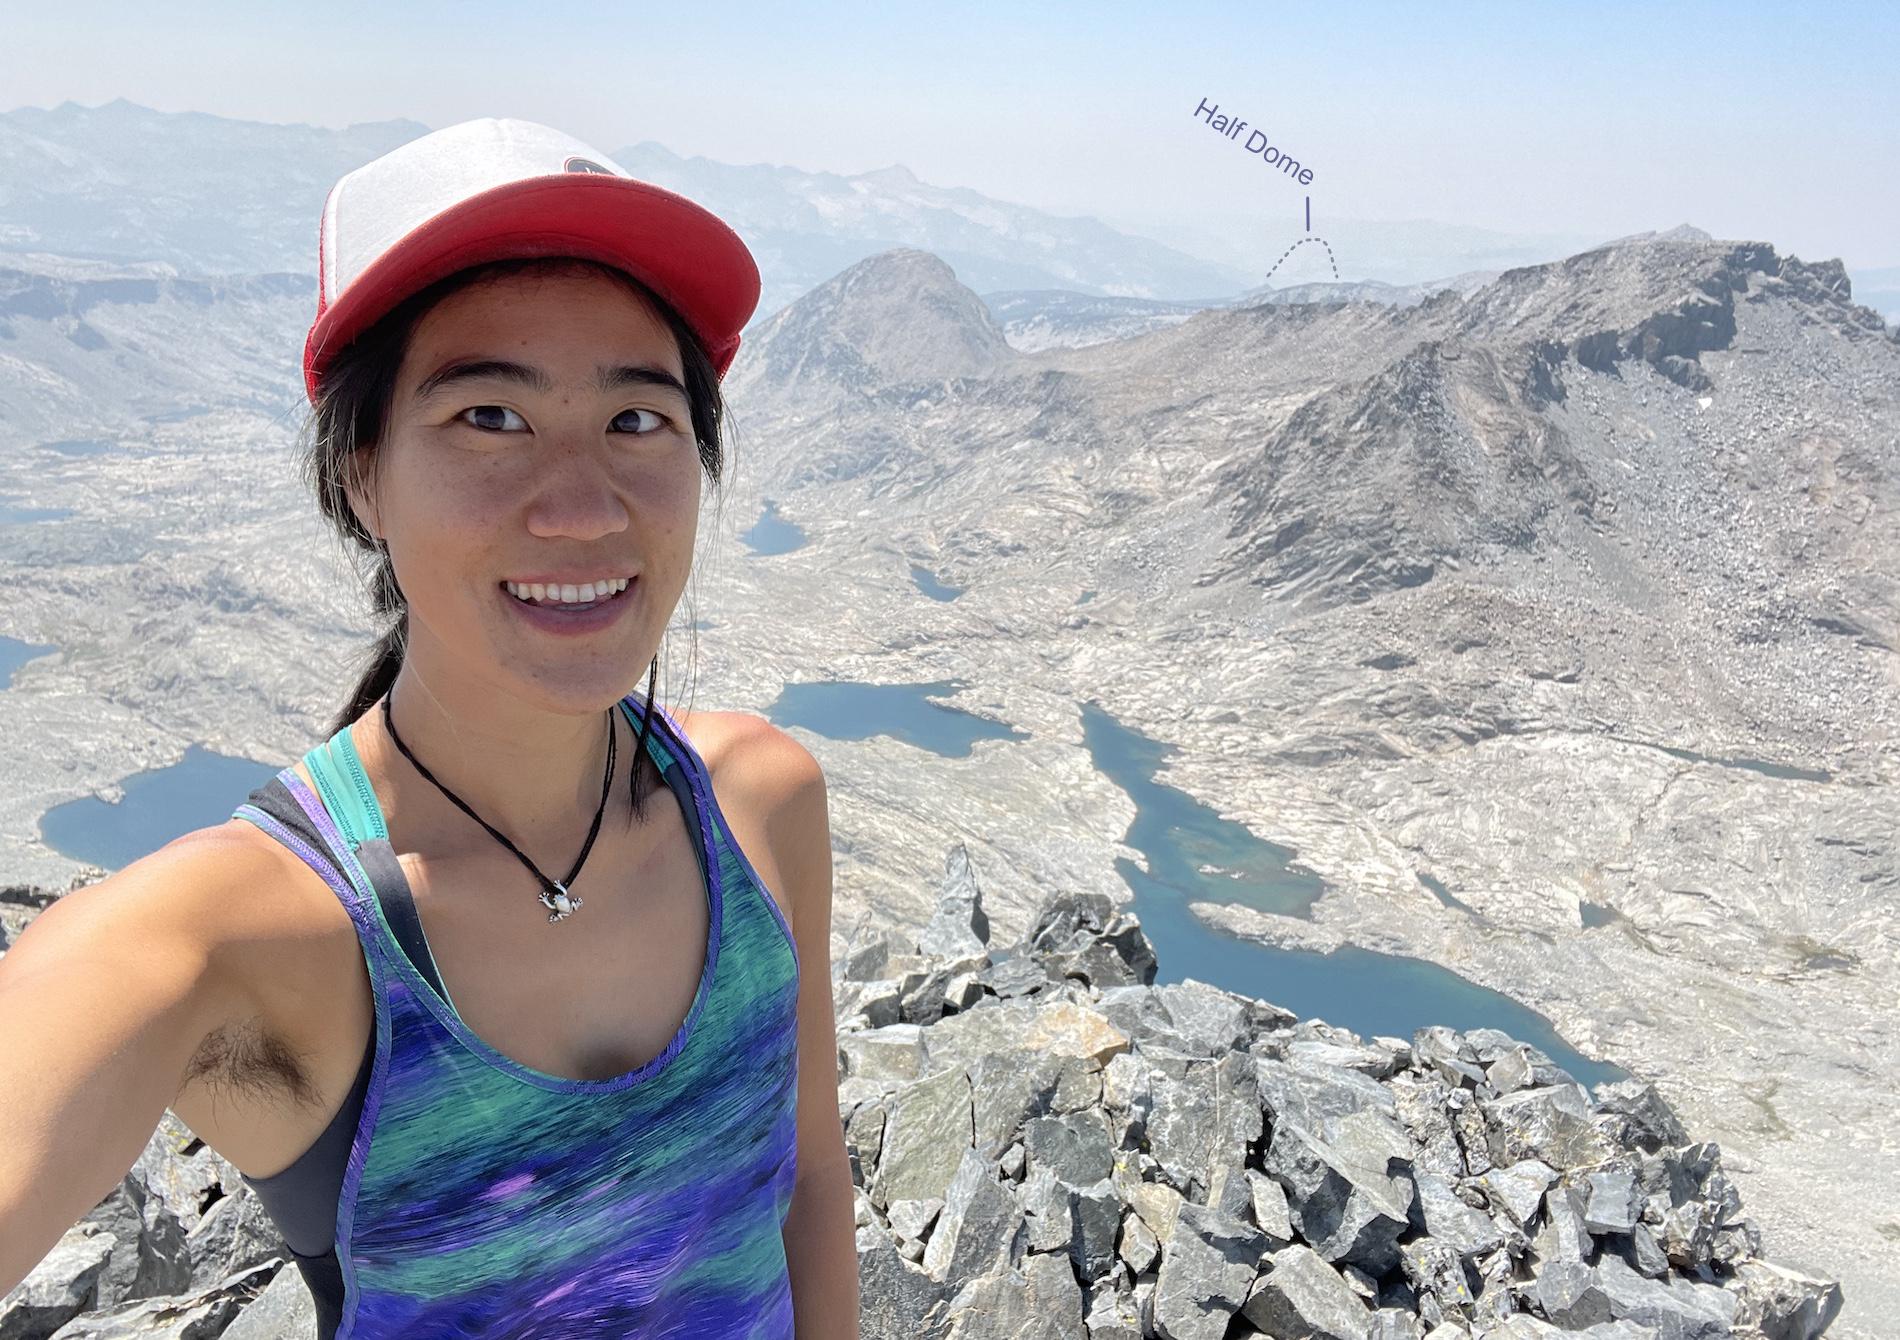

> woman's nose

[{"left": 521, "top": 434, "right": 629, "bottom": 541}]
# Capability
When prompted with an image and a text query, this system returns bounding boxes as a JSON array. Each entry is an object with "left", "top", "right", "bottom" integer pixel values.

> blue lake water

[
  {"left": 0, "top": 501, "right": 74, "bottom": 523},
  {"left": 1079, "top": 703, "right": 1619, "bottom": 1086},
  {"left": 0, "top": 636, "right": 55, "bottom": 688},
  {"left": 38, "top": 439, "right": 114, "bottom": 456},
  {"left": 768, "top": 681, "right": 1024, "bottom": 757},
  {"left": 1418, "top": 871, "right": 1478, "bottom": 916},
  {"left": 774, "top": 679, "right": 1615, "bottom": 1083},
  {"left": 742, "top": 501, "right": 808, "bottom": 556},
  {"left": 40, "top": 746, "right": 281, "bottom": 871},
  {"left": 911, "top": 566, "right": 965, "bottom": 602},
  {"left": 1648, "top": 742, "right": 1831, "bottom": 784}
]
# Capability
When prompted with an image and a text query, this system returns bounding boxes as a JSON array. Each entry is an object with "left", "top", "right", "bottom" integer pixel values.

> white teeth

[{"left": 508, "top": 578, "right": 628, "bottom": 605}]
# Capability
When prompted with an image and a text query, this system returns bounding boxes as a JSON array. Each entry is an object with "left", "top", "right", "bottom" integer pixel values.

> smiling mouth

[{"left": 504, "top": 577, "right": 630, "bottom": 609}]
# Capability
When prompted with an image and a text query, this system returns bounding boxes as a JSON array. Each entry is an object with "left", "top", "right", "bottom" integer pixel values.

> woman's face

[{"left": 356, "top": 265, "right": 702, "bottom": 714}]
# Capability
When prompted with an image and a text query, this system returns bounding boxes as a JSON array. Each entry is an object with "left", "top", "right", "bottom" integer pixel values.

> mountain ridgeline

[{"left": 713, "top": 237, "right": 1899, "bottom": 1333}]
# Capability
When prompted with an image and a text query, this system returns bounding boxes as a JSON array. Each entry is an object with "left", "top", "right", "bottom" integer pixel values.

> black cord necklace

[{"left": 380, "top": 696, "right": 616, "bottom": 923}]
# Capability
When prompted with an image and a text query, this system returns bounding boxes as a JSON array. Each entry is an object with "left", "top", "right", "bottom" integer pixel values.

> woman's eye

[
  {"left": 461, "top": 405, "right": 528, "bottom": 432},
  {"left": 610, "top": 408, "right": 667, "bottom": 434}
]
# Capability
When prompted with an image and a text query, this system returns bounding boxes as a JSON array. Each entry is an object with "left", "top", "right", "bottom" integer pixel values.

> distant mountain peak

[
  {"left": 1604, "top": 223, "right": 1717, "bottom": 246},
  {"left": 729, "top": 248, "right": 1010, "bottom": 397}
]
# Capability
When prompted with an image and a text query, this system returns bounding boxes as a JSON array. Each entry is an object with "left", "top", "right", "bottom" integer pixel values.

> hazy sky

[{"left": 2, "top": 0, "right": 1895, "bottom": 271}]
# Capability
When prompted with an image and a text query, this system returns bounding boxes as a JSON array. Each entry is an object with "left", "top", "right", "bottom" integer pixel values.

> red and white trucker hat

[{"left": 303, "top": 118, "right": 760, "bottom": 401}]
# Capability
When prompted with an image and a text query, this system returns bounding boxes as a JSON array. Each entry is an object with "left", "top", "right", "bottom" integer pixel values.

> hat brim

[{"left": 303, "top": 173, "right": 760, "bottom": 400}]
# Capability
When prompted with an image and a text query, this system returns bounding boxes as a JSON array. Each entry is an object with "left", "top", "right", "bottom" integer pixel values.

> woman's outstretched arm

[{"left": 0, "top": 828, "right": 368, "bottom": 1295}]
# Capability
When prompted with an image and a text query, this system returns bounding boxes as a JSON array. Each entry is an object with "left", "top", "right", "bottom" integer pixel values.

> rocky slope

[
  {"left": 842, "top": 865, "right": 1842, "bottom": 1339},
  {"left": 1, "top": 865, "right": 1845, "bottom": 1339},
  {"left": 700, "top": 240, "right": 1900, "bottom": 1333}
]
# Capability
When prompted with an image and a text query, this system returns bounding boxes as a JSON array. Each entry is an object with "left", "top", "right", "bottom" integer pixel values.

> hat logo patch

[{"left": 564, "top": 157, "right": 614, "bottom": 176}]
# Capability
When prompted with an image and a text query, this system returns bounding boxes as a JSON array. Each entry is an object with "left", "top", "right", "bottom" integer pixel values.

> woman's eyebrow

[
  {"left": 414, "top": 359, "right": 553, "bottom": 399},
  {"left": 598, "top": 364, "right": 689, "bottom": 397}
]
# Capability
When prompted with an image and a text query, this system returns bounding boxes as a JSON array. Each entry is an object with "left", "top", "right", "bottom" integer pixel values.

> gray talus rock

[
  {"left": 1153, "top": 1202, "right": 1268, "bottom": 1340},
  {"left": 129, "top": 1118, "right": 238, "bottom": 1233},
  {"left": 1387, "top": 1073, "right": 1465, "bottom": 1180},
  {"left": 1096, "top": 980, "right": 1247, "bottom": 1058},
  {"left": 1240, "top": 1244, "right": 1372, "bottom": 1340},
  {"left": 1083, "top": 1288, "right": 1143, "bottom": 1340},
  {"left": 923, "top": 1149, "right": 1023, "bottom": 1285},
  {"left": 1649, "top": 1143, "right": 1742, "bottom": 1273},
  {"left": 1068, "top": 1182, "right": 1120, "bottom": 1283},
  {"left": 1021, "top": 1111, "right": 1113, "bottom": 1188},
  {"left": 1532, "top": 1184, "right": 1593, "bottom": 1266},
  {"left": 1017, "top": 1169, "right": 1074, "bottom": 1255},
  {"left": 941, "top": 1252, "right": 1083, "bottom": 1340},
  {"left": 1255, "top": 1057, "right": 1400, "bottom": 1145},
  {"left": 1531, "top": 1255, "right": 1738, "bottom": 1339},
  {"left": 1411, "top": 1174, "right": 1504, "bottom": 1259},
  {"left": 965, "top": 1050, "right": 1064, "bottom": 1158},
  {"left": 44, "top": 1262, "right": 276, "bottom": 1340},
  {"left": 921, "top": 1000, "right": 1128, "bottom": 1076},
  {"left": 1397, "top": 1236, "right": 1472, "bottom": 1310},
  {"left": 1117, "top": 1208, "right": 1159, "bottom": 1275},
  {"left": 183, "top": 1187, "right": 282, "bottom": 1291},
  {"left": 1530, "top": 1256, "right": 1612, "bottom": 1329},
  {"left": 1140, "top": 1049, "right": 1258, "bottom": 1198},
  {"left": 1726, "top": 1258, "right": 1845, "bottom": 1340},
  {"left": 1410, "top": 1027, "right": 1486, "bottom": 1088},
  {"left": 1592, "top": 1080, "right": 1690, "bottom": 1154},
  {"left": 77, "top": 1177, "right": 188, "bottom": 1307},
  {"left": 878, "top": 1068, "right": 975, "bottom": 1207},
  {"left": 1, "top": 1229, "right": 118, "bottom": 1340},
  {"left": 1573, "top": 1160, "right": 1640, "bottom": 1235},
  {"left": 1477, "top": 1159, "right": 1557, "bottom": 1229},
  {"left": 1366, "top": 1309, "right": 1424, "bottom": 1340},
  {"left": 918, "top": 845, "right": 992, "bottom": 961},
  {"left": 886, "top": 1198, "right": 945, "bottom": 1248},
  {"left": 857, "top": 1232, "right": 949, "bottom": 1340},
  {"left": 839, "top": 978, "right": 905, "bottom": 1030},
  {"left": 1592, "top": 1254, "right": 1738, "bottom": 1339},
  {"left": 1246, "top": 1169, "right": 1294, "bottom": 1243},
  {"left": 1263, "top": 1115, "right": 1413, "bottom": 1275},
  {"left": 1480, "top": 1083, "right": 1614, "bottom": 1171},
  {"left": 219, "top": 1264, "right": 316, "bottom": 1340},
  {"left": 840, "top": 1023, "right": 927, "bottom": 1084}
]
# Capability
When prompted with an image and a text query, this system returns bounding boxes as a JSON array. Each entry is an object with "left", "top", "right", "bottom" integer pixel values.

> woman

[{"left": 0, "top": 120, "right": 858, "bottom": 1337}]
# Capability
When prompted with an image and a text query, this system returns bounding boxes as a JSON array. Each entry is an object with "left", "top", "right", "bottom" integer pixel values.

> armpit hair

[{"left": 184, "top": 1018, "right": 318, "bottom": 1111}]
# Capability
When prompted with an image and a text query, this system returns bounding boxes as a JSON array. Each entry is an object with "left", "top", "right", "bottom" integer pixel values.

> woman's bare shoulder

[
  {"left": 4, "top": 818, "right": 358, "bottom": 1013},
  {"left": 674, "top": 710, "right": 825, "bottom": 804},
  {"left": 672, "top": 710, "right": 830, "bottom": 920},
  {"left": 23, "top": 819, "right": 343, "bottom": 942}
]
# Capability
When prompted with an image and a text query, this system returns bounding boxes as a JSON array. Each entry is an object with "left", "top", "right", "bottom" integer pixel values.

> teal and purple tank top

[{"left": 233, "top": 700, "right": 801, "bottom": 1338}]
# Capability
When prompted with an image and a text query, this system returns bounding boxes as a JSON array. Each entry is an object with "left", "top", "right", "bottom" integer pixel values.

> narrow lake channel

[{"left": 772, "top": 680, "right": 1618, "bottom": 1087}]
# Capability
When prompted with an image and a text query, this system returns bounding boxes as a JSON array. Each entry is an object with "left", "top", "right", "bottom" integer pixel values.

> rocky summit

[
  {"left": 841, "top": 854, "right": 1844, "bottom": 1340},
  {"left": 2, "top": 856, "right": 1846, "bottom": 1338}
]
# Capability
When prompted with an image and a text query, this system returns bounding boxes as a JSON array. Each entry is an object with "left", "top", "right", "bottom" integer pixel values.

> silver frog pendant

[{"left": 540, "top": 883, "right": 583, "bottom": 922}]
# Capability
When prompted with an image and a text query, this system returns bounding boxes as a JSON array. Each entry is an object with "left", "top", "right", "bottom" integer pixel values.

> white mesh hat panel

[{"left": 321, "top": 119, "right": 630, "bottom": 305}]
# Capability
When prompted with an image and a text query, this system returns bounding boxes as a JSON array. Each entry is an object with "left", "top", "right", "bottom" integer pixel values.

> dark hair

[{"left": 306, "top": 258, "right": 726, "bottom": 782}]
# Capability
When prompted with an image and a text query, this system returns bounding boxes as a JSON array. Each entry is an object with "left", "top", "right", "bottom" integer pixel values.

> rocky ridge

[
  {"left": 2, "top": 855, "right": 1843, "bottom": 1339},
  {"left": 690, "top": 236, "right": 1900, "bottom": 1330},
  {"left": 841, "top": 854, "right": 1844, "bottom": 1340}
]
